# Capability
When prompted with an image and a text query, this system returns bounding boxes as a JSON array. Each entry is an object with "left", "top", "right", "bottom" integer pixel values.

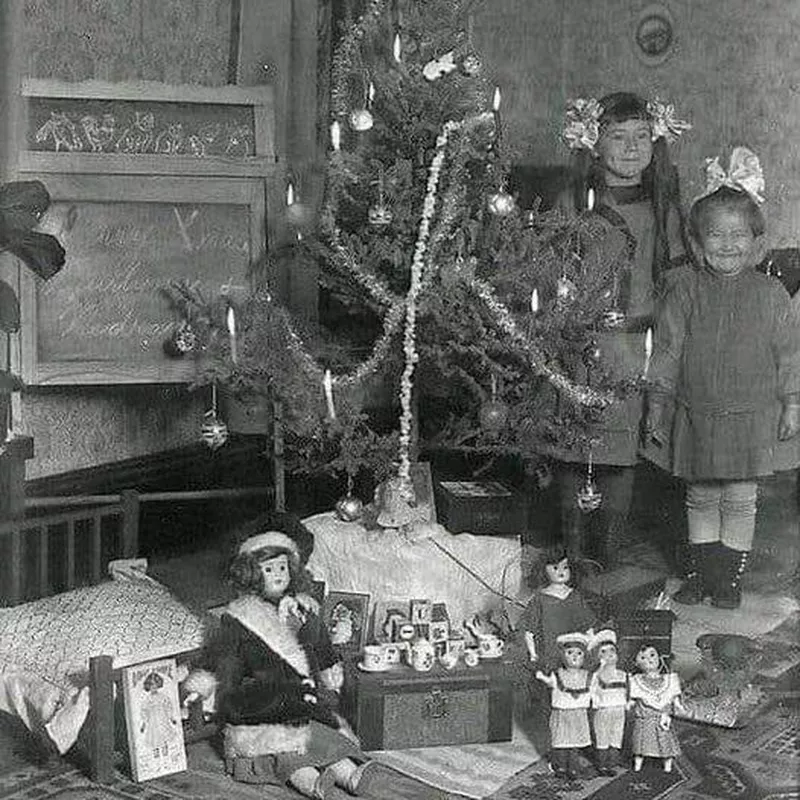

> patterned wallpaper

[
  {"left": 21, "top": 0, "right": 233, "bottom": 478},
  {"left": 23, "top": 0, "right": 232, "bottom": 85}
]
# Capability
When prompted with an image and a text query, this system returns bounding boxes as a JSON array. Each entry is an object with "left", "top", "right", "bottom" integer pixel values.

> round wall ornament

[{"left": 633, "top": 4, "right": 676, "bottom": 65}]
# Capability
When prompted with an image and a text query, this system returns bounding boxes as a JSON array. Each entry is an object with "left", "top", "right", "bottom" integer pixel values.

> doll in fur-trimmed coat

[{"left": 208, "top": 514, "right": 372, "bottom": 799}]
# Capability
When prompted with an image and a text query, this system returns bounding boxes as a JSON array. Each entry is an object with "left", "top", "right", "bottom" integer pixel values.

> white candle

[
  {"left": 323, "top": 369, "right": 336, "bottom": 420},
  {"left": 643, "top": 327, "right": 653, "bottom": 378},
  {"left": 226, "top": 306, "right": 237, "bottom": 364},
  {"left": 587, "top": 187, "right": 596, "bottom": 211},
  {"left": 330, "top": 120, "right": 341, "bottom": 151},
  {"left": 530, "top": 288, "right": 539, "bottom": 314},
  {"left": 286, "top": 182, "right": 295, "bottom": 206},
  {"left": 492, "top": 86, "right": 501, "bottom": 112},
  {"left": 368, "top": 81, "right": 375, "bottom": 105},
  {"left": 393, "top": 33, "right": 401, "bottom": 63}
]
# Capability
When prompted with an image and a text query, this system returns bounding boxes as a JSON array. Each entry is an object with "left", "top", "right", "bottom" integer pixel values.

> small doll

[
  {"left": 627, "top": 643, "right": 687, "bottom": 773},
  {"left": 588, "top": 629, "right": 628, "bottom": 776},
  {"left": 520, "top": 547, "right": 596, "bottom": 671},
  {"left": 535, "top": 631, "right": 592, "bottom": 781}
]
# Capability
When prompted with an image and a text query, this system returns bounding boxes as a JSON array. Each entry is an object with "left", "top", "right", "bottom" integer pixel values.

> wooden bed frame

[{"left": 1, "top": 486, "right": 273, "bottom": 783}]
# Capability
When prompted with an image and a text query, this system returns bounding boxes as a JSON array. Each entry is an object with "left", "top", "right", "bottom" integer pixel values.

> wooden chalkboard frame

[
  {"left": 18, "top": 79, "right": 276, "bottom": 177},
  {"left": 19, "top": 173, "right": 266, "bottom": 385}
]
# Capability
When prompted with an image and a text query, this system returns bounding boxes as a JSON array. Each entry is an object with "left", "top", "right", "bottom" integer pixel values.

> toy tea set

[{"left": 357, "top": 599, "right": 505, "bottom": 673}]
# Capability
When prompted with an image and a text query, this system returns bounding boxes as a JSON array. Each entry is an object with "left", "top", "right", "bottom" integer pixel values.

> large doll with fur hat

[{"left": 212, "top": 513, "right": 373, "bottom": 799}]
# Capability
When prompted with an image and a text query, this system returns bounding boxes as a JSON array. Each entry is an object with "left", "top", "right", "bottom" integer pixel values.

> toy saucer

[{"left": 357, "top": 661, "right": 391, "bottom": 673}]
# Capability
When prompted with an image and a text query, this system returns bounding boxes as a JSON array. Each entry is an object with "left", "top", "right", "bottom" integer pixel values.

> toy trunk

[
  {"left": 435, "top": 480, "right": 527, "bottom": 535},
  {"left": 581, "top": 565, "right": 667, "bottom": 621},
  {"left": 342, "top": 661, "right": 513, "bottom": 750},
  {"left": 616, "top": 610, "right": 675, "bottom": 669}
]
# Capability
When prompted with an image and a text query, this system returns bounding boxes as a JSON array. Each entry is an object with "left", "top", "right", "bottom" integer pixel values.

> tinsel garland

[
  {"left": 397, "top": 120, "right": 461, "bottom": 493},
  {"left": 469, "top": 277, "right": 615, "bottom": 408}
]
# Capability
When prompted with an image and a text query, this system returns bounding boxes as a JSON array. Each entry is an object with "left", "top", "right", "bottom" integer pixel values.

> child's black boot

[
  {"left": 712, "top": 546, "right": 750, "bottom": 609},
  {"left": 673, "top": 542, "right": 716, "bottom": 605}
]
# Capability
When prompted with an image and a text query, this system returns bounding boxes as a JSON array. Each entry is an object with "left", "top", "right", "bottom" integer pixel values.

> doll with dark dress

[
  {"left": 535, "top": 632, "right": 593, "bottom": 782},
  {"left": 520, "top": 547, "right": 597, "bottom": 672},
  {"left": 211, "top": 513, "right": 373, "bottom": 799},
  {"left": 627, "top": 644, "right": 686, "bottom": 773}
]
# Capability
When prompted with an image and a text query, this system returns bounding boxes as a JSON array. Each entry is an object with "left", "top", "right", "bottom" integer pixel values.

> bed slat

[
  {"left": 66, "top": 518, "right": 75, "bottom": 590},
  {"left": 38, "top": 525, "right": 48, "bottom": 597}
]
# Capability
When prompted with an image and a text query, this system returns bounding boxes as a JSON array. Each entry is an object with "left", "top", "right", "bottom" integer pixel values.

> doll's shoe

[
  {"left": 311, "top": 769, "right": 336, "bottom": 800},
  {"left": 341, "top": 761, "right": 372, "bottom": 796}
]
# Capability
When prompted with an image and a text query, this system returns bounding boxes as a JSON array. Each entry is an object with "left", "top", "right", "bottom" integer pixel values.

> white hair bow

[{"left": 703, "top": 146, "right": 765, "bottom": 205}]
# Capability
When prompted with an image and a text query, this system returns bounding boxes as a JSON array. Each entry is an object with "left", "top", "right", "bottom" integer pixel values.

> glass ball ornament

[
  {"left": 173, "top": 321, "right": 197, "bottom": 353},
  {"left": 577, "top": 478, "right": 603, "bottom": 513},
  {"left": 367, "top": 203, "right": 393, "bottom": 226},
  {"left": 556, "top": 276, "right": 578, "bottom": 303},
  {"left": 460, "top": 52, "right": 482, "bottom": 76},
  {"left": 487, "top": 190, "right": 516, "bottom": 217},
  {"left": 479, "top": 399, "right": 509, "bottom": 434},
  {"left": 201, "top": 413, "right": 229, "bottom": 451},
  {"left": 349, "top": 108, "right": 374, "bottom": 132},
  {"left": 335, "top": 493, "right": 364, "bottom": 522},
  {"left": 603, "top": 309, "right": 626, "bottom": 328}
]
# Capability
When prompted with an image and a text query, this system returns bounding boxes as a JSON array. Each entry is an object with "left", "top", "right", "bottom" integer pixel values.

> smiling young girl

[
  {"left": 644, "top": 148, "right": 800, "bottom": 609},
  {"left": 554, "top": 92, "right": 693, "bottom": 569}
]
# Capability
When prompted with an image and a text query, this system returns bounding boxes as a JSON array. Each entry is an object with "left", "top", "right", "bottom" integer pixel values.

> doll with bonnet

[{"left": 210, "top": 513, "right": 373, "bottom": 799}]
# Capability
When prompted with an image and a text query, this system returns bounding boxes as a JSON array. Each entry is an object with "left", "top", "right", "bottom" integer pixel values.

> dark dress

[
  {"left": 552, "top": 187, "right": 688, "bottom": 466},
  {"left": 213, "top": 595, "right": 363, "bottom": 785},
  {"left": 643, "top": 265, "right": 800, "bottom": 479},
  {"left": 518, "top": 588, "right": 597, "bottom": 671}
]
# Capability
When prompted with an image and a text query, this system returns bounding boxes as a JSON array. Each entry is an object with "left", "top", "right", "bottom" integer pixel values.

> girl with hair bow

[
  {"left": 643, "top": 148, "right": 800, "bottom": 610},
  {"left": 551, "top": 92, "right": 694, "bottom": 572}
]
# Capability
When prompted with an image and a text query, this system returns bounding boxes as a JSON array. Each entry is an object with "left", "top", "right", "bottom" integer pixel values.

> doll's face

[
  {"left": 563, "top": 645, "right": 585, "bottom": 668},
  {"left": 597, "top": 643, "right": 618, "bottom": 666},
  {"left": 258, "top": 553, "right": 291, "bottom": 600},
  {"left": 636, "top": 646, "right": 661, "bottom": 674},
  {"left": 698, "top": 207, "right": 758, "bottom": 276},
  {"left": 596, "top": 119, "right": 653, "bottom": 186},
  {"left": 545, "top": 558, "right": 571, "bottom": 585}
]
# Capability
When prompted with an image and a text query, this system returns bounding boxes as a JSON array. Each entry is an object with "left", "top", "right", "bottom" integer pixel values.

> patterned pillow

[{"left": 0, "top": 579, "right": 208, "bottom": 692}]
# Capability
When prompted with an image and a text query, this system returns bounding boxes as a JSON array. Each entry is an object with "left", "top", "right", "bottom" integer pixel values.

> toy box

[{"left": 435, "top": 480, "right": 527, "bottom": 535}]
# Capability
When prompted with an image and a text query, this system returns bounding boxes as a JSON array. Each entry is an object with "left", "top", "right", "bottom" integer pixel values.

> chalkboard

[{"left": 21, "top": 174, "right": 265, "bottom": 384}]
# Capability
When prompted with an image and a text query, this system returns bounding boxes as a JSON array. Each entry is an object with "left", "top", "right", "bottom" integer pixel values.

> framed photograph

[
  {"left": 324, "top": 591, "right": 370, "bottom": 655},
  {"left": 370, "top": 598, "right": 410, "bottom": 643}
]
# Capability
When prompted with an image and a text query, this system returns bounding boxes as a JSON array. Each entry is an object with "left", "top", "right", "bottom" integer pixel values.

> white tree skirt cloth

[{"left": 304, "top": 514, "right": 523, "bottom": 632}]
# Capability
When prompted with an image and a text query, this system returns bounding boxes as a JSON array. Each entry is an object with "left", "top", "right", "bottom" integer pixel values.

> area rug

[{"left": 371, "top": 724, "right": 541, "bottom": 800}]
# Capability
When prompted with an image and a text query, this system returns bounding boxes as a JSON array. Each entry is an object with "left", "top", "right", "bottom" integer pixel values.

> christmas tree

[{"left": 165, "top": 0, "right": 636, "bottom": 513}]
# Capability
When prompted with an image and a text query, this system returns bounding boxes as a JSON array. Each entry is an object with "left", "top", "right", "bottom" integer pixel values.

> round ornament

[
  {"left": 367, "top": 203, "right": 393, "bottom": 226},
  {"left": 173, "top": 321, "right": 197, "bottom": 353},
  {"left": 583, "top": 340, "right": 602, "bottom": 366},
  {"left": 479, "top": 399, "right": 509, "bottom": 434},
  {"left": 556, "top": 276, "right": 578, "bottom": 303},
  {"left": 349, "top": 108, "right": 374, "bottom": 132},
  {"left": 201, "top": 413, "right": 229, "bottom": 450},
  {"left": 487, "top": 190, "right": 516, "bottom": 217},
  {"left": 577, "top": 478, "right": 603, "bottom": 513},
  {"left": 460, "top": 52, "right": 482, "bottom": 76},
  {"left": 335, "top": 493, "right": 364, "bottom": 522}
]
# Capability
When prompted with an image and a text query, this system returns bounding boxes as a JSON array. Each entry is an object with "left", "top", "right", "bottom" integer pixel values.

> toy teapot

[{"left": 410, "top": 637, "right": 435, "bottom": 672}]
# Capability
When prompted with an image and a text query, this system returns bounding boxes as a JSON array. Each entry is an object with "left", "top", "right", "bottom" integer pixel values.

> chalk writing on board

[{"left": 37, "top": 201, "right": 251, "bottom": 363}]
